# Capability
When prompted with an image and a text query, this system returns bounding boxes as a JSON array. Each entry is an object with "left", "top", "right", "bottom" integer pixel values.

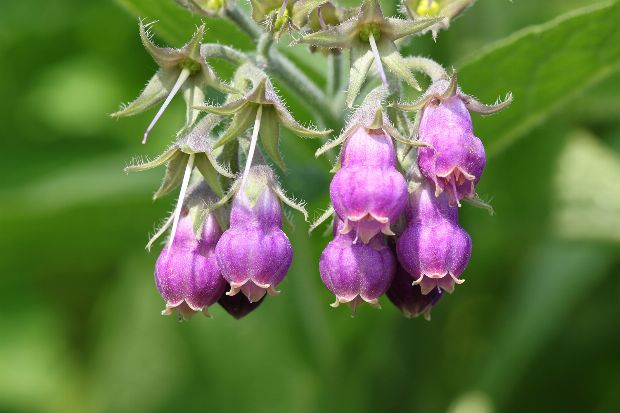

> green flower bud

[{"left": 176, "top": 0, "right": 226, "bottom": 17}]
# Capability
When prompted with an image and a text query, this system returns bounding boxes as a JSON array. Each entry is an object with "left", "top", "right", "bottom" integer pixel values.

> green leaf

[
  {"left": 116, "top": 0, "right": 253, "bottom": 48},
  {"left": 469, "top": 241, "right": 614, "bottom": 407},
  {"left": 458, "top": 0, "right": 620, "bottom": 155},
  {"left": 553, "top": 130, "right": 620, "bottom": 242}
]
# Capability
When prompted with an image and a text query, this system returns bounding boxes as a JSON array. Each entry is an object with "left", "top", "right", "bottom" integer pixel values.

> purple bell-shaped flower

[
  {"left": 417, "top": 79, "right": 486, "bottom": 206},
  {"left": 386, "top": 262, "right": 443, "bottom": 320},
  {"left": 330, "top": 127, "right": 408, "bottom": 243},
  {"left": 319, "top": 219, "right": 395, "bottom": 310},
  {"left": 396, "top": 181, "right": 472, "bottom": 295},
  {"left": 215, "top": 166, "right": 293, "bottom": 302},
  {"left": 155, "top": 210, "right": 226, "bottom": 319}
]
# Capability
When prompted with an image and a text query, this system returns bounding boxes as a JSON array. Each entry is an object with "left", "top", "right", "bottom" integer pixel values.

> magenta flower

[
  {"left": 215, "top": 166, "right": 293, "bottom": 302},
  {"left": 386, "top": 262, "right": 443, "bottom": 320},
  {"left": 319, "top": 220, "right": 395, "bottom": 310},
  {"left": 396, "top": 181, "right": 471, "bottom": 295},
  {"left": 330, "top": 127, "right": 407, "bottom": 243},
  {"left": 218, "top": 290, "right": 265, "bottom": 319},
  {"left": 417, "top": 79, "right": 486, "bottom": 206},
  {"left": 155, "top": 211, "right": 226, "bottom": 319}
]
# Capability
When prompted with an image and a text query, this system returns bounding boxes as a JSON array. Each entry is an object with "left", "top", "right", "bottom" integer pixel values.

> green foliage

[
  {"left": 458, "top": 0, "right": 620, "bottom": 154},
  {"left": 1, "top": 1, "right": 620, "bottom": 412}
]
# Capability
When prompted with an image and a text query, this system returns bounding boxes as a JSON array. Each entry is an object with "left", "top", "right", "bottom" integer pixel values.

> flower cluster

[{"left": 114, "top": 0, "right": 511, "bottom": 320}]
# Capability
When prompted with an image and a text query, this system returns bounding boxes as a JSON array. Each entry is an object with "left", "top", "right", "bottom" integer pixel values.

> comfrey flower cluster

[{"left": 114, "top": 0, "right": 511, "bottom": 320}]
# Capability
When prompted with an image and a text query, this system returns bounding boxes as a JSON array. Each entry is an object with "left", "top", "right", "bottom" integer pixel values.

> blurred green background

[{"left": 1, "top": 0, "right": 620, "bottom": 412}]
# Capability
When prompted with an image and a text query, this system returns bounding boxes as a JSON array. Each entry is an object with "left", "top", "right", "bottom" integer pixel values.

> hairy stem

[
  {"left": 201, "top": 44, "right": 249, "bottom": 64},
  {"left": 327, "top": 53, "right": 342, "bottom": 97},
  {"left": 225, "top": 4, "right": 262, "bottom": 40},
  {"left": 225, "top": 1, "right": 340, "bottom": 128},
  {"left": 405, "top": 56, "right": 448, "bottom": 82},
  {"left": 256, "top": 32, "right": 274, "bottom": 66},
  {"left": 267, "top": 48, "right": 340, "bottom": 128}
]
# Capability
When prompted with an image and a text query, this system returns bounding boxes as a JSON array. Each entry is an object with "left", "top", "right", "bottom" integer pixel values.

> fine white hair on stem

[
  {"left": 241, "top": 105, "right": 263, "bottom": 189},
  {"left": 166, "top": 153, "right": 195, "bottom": 253},
  {"left": 368, "top": 32, "right": 388, "bottom": 88},
  {"left": 143, "top": 67, "right": 191, "bottom": 144}
]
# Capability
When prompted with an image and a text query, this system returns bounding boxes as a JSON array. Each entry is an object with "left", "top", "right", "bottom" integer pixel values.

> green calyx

[
  {"left": 359, "top": 23, "right": 381, "bottom": 42},
  {"left": 242, "top": 172, "right": 270, "bottom": 206},
  {"left": 179, "top": 58, "right": 202, "bottom": 73}
]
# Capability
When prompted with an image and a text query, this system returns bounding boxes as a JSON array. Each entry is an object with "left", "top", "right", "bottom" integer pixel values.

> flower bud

[
  {"left": 417, "top": 79, "right": 486, "bottom": 206},
  {"left": 319, "top": 221, "right": 395, "bottom": 310},
  {"left": 402, "top": 0, "right": 477, "bottom": 38},
  {"left": 330, "top": 127, "right": 407, "bottom": 243},
  {"left": 218, "top": 289, "right": 265, "bottom": 319},
  {"left": 215, "top": 166, "right": 293, "bottom": 302},
  {"left": 396, "top": 181, "right": 471, "bottom": 294},
  {"left": 387, "top": 263, "right": 442, "bottom": 320},
  {"left": 155, "top": 211, "right": 226, "bottom": 319},
  {"left": 176, "top": 0, "right": 226, "bottom": 17}
]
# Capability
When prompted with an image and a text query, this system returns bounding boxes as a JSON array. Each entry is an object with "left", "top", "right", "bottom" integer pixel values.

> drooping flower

[
  {"left": 155, "top": 209, "right": 226, "bottom": 319},
  {"left": 330, "top": 126, "right": 408, "bottom": 243},
  {"left": 319, "top": 220, "right": 395, "bottom": 310},
  {"left": 386, "top": 261, "right": 443, "bottom": 319},
  {"left": 218, "top": 289, "right": 265, "bottom": 319},
  {"left": 394, "top": 74, "right": 512, "bottom": 206},
  {"left": 396, "top": 181, "right": 471, "bottom": 294},
  {"left": 215, "top": 166, "right": 293, "bottom": 302},
  {"left": 417, "top": 80, "right": 485, "bottom": 205}
]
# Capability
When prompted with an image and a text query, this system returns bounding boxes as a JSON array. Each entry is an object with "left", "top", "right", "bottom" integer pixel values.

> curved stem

[
  {"left": 225, "top": 2, "right": 340, "bottom": 127},
  {"left": 267, "top": 48, "right": 340, "bottom": 128},
  {"left": 225, "top": 4, "right": 262, "bottom": 40},
  {"left": 256, "top": 32, "right": 274, "bottom": 66},
  {"left": 201, "top": 44, "right": 248, "bottom": 64},
  {"left": 405, "top": 56, "right": 448, "bottom": 82},
  {"left": 327, "top": 53, "right": 342, "bottom": 97}
]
